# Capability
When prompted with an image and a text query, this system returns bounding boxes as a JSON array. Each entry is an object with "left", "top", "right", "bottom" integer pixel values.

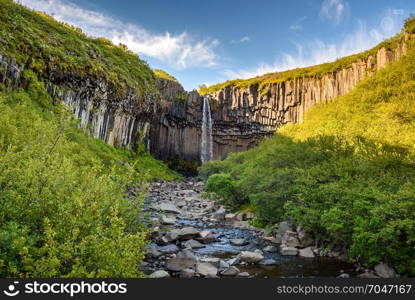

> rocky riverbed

[{"left": 140, "top": 178, "right": 395, "bottom": 278}]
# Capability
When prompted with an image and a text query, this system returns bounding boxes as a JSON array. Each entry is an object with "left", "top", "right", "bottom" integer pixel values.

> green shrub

[
  {"left": 0, "top": 85, "right": 178, "bottom": 277},
  {"left": 205, "top": 173, "right": 245, "bottom": 208}
]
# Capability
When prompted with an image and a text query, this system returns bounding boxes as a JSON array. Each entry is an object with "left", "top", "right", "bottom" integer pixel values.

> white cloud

[
  {"left": 290, "top": 25, "right": 302, "bottom": 31},
  {"left": 223, "top": 12, "right": 401, "bottom": 80},
  {"left": 19, "top": 0, "right": 219, "bottom": 69},
  {"left": 231, "top": 36, "right": 250, "bottom": 44},
  {"left": 320, "top": 0, "right": 347, "bottom": 25}
]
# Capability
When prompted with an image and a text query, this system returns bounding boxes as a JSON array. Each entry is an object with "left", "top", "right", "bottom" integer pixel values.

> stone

[
  {"left": 213, "top": 206, "right": 226, "bottom": 220},
  {"left": 150, "top": 270, "right": 170, "bottom": 278},
  {"left": 156, "top": 236, "right": 169, "bottom": 246},
  {"left": 263, "top": 236, "right": 282, "bottom": 244},
  {"left": 374, "top": 263, "right": 396, "bottom": 278},
  {"left": 160, "top": 215, "right": 176, "bottom": 225},
  {"left": 239, "top": 251, "right": 264, "bottom": 263},
  {"left": 146, "top": 248, "right": 162, "bottom": 259},
  {"left": 200, "top": 257, "right": 220, "bottom": 268},
  {"left": 225, "top": 213, "right": 237, "bottom": 222},
  {"left": 158, "top": 202, "right": 181, "bottom": 214},
  {"left": 237, "top": 272, "right": 250, "bottom": 277},
  {"left": 259, "top": 259, "right": 277, "bottom": 266},
  {"left": 228, "top": 257, "right": 240, "bottom": 266},
  {"left": 282, "top": 231, "right": 300, "bottom": 248},
  {"left": 263, "top": 245, "right": 278, "bottom": 253},
  {"left": 337, "top": 273, "right": 350, "bottom": 278},
  {"left": 198, "top": 230, "right": 216, "bottom": 244},
  {"left": 165, "top": 250, "right": 196, "bottom": 271},
  {"left": 230, "top": 238, "right": 248, "bottom": 246},
  {"left": 182, "top": 239, "right": 205, "bottom": 249},
  {"left": 219, "top": 260, "right": 230, "bottom": 270},
  {"left": 245, "top": 212, "right": 254, "bottom": 220},
  {"left": 158, "top": 244, "right": 180, "bottom": 254},
  {"left": 180, "top": 268, "right": 195, "bottom": 278},
  {"left": 221, "top": 266, "right": 240, "bottom": 276},
  {"left": 298, "top": 247, "right": 315, "bottom": 258},
  {"left": 196, "top": 262, "right": 218, "bottom": 277},
  {"left": 236, "top": 213, "right": 244, "bottom": 221},
  {"left": 278, "top": 221, "right": 293, "bottom": 235},
  {"left": 280, "top": 246, "right": 298, "bottom": 256},
  {"left": 165, "top": 229, "right": 181, "bottom": 242},
  {"left": 178, "top": 227, "right": 200, "bottom": 240}
]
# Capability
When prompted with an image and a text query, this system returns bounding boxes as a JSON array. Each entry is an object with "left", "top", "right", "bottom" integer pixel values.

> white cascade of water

[{"left": 200, "top": 96, "right": 213, "bottom": 163}]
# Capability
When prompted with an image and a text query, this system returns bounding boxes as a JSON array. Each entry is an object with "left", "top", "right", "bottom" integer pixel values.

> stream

[{"left": 141, "top": 178, "right": 357, "bottom": 278}]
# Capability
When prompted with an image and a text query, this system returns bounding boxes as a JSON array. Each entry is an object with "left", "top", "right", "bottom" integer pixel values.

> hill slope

[
  {"left": 0, "top": 0, "right": 180, "bottom": 278},
  {"left": 202, "top": 18, "right": 415, "bottom": 275}
]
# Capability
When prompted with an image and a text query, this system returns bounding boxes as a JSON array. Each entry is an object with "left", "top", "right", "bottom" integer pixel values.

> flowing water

[
  {"left": 200, "top": 97, "right": 213, "bottom": 163},
  {"left": 143, "top": 179, "right": 357, "bottom": 278}
]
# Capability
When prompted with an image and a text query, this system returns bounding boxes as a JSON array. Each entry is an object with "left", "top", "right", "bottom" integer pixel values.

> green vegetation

[
  {"left": 0, "top": 73, "right": 179, "bottom": 277},
  {"left": 201, "top": 30, "right": 415, "bottom": 276},
  {"left": 0, "top": 0, "right": 157, "bottom": 98},
  {"left": 153, "top": 69, "right": 178, "bottom": 82},
  {"left": 201, "top": 16, "right": 415, "bottom": 96}
]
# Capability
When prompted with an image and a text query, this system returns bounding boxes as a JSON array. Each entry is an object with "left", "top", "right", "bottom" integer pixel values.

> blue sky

[{"left": 20, "top": 0, "right": 415, "bottom": 90}]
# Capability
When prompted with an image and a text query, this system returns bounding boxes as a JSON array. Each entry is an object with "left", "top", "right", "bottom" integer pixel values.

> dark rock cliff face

[
  {"left": 0, "top": 35, "right": 410, "bottom": 163},
  {"left": 0, "top": 52, "right": 158, "bottom": 150}
]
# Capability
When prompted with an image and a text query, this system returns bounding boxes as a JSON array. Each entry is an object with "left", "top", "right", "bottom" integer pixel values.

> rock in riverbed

[
  {"left": 150, "top": 270, "right": 170, "bottom": 278},
  {"left": 239, "top": 251, "right": 264, "bottom": 263},
  {"left": 196, "top": 262, "right": 218, "bottom": 277},
  {"left": 165, "top": 250, "right": 196, "bottom": 271}
]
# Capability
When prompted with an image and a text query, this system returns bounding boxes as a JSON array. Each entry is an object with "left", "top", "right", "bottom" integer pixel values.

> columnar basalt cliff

[
  {"left": 0, "top": 53, "right": 158, "bottom": 150},
  {"left": 204, "top": 37, "right": 410, "bottom": 157}
]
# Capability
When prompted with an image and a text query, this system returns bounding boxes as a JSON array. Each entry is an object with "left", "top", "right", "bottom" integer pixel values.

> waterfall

[{"left": 200, "top": 96, "right": 213, "bottom": 163}]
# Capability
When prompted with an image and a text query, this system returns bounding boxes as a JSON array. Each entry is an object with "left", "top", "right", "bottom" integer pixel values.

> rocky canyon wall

[{"left": 0, "top": 34, "right": 411, "bottom": 164}]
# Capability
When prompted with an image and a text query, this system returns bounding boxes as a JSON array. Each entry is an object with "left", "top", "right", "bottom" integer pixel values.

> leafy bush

[{"left": 0, "top": 84, "right": 178, "bottom": 277}]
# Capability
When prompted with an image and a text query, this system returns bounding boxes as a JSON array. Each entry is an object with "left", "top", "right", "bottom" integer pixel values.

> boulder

[
  {"left": 263, "top": 245, "right": 278, "bottom": 253},
  {"left": 156, "top": 236, "right": 169, "bottom": 246},
  {"left": 278, "top": 221, "right": 293, "bottom": 235},
  {"left": 165, "top": 250, "right": 196, "bottom": 271},
  {"left": 374, "top": 263, "right": 396, "bottom": 278},
  {"left": 178, "top": 227, "right": 200, "bottom": 240},
  {"left": 158, "top": 244, "right": 180, "bottom": 254},
  {"left": 198, "top": 230, "right": 216, "bottom": 244},
  {"left": 146, "top": 248, "right": 162, "bottom": 259},
  {"left": 239, "top": 251, "right": 264, "bottom": 263},
  {"left": 237, "top": 272, "right": 250, "bottom": 277},
  {"left": 337, "top": 273, "right": 350, "bottom": 278},
  {"left": 158, "top": 202, "right": 181, "bottom": 214},
  {"left": 160, "top": 215, "right": 176, "bottom": 225},
  {"left": 180, "top": 268, "right": 195, "bottom": 278},
  {"left": 200, "top": 257, "right": 220, "bottom": 268},
  {"left": 225, "top": 213, "right": 237, "bottom": 222},
  {"left": 245, "top": 212, "right": 254, "bottom": 220},
  {"left": 298, "top": 247, "right": 315, "bottom": 258},
  {"left": 230, "top": 238, "right": 248, "bottom": 246},
  {"left": 165, "top": 229, "right": 181, "bottom": 242},
  {"left": 182, "top": 239, "right": 205, "bottom": 249},
  {"left": 196, "top": 262, "right": 218, "bottom": 277},
  {"left": 150, "top": 270, "right": 170, "bottom": 278},
  {"left": 213, "top": 206, "right": 226, "bottom": 220},
  {"left": 280, "top": 246, "right": 298, "bottom": 256},
  {"left": 282, "top": 231, "right": 300, "bottom": 248},
  {"left": 263, "top": 236, "right": 282, "bottom": 244},
  {"left": 221, "top": 266, "right": 240, "bottom": 276}
]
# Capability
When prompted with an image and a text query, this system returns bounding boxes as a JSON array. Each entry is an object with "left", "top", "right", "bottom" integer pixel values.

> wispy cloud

[
  {"left": 223, "top": 11, "right": 401, "bottom": 80},
  {"left": 20, "top": 0, "right": 220, "bottom": 69},
  {"left": 289, "top": 16, "right": 307, "bottom": 31},
  {"left": 231, "top": 36, "right": 250, "bottom": 44},
  {"left": 320, "top": 0, "right": 348, "bottom": 25}
]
